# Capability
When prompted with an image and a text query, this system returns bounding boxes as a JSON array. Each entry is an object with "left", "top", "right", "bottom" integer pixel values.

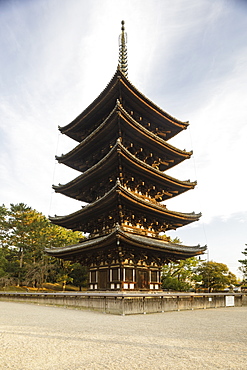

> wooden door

[
  {"left": 136, "top": 269, "right": 149, "bottom": 289},
  {"left": 98, "top": 269, "right": 107, "bottom": 290}
]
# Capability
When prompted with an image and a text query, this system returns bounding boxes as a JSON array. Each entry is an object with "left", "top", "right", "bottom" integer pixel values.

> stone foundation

[{"left": 0, "top": 292, "right": 246, "bottom": 315}]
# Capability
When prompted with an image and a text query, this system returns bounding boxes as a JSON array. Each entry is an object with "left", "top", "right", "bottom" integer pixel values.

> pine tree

[{"left": 239, "top": 244, "right": 247, "bottom": 282}]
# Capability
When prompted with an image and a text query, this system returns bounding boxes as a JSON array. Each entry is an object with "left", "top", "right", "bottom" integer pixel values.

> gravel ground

[{"left": 0, "top": 302, "right": 246, "bottom": 370}]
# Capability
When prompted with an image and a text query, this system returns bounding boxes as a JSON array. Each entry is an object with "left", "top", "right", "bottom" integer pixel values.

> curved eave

[
  {"left": 119, "top": 73, "right": 189, "bottom": 131},
  {"left": 50, "top": 183, "right": 201, "bottom": 230},
  {"left": 53, "top": 140, "right": 196, "bottom": 202},
  {"left": 59, "top": 70, "right": 120, "bottom": 141},
  {"left": 119, "top": 185, "right": 201, "bottom": 223},
  {"left": 56, "top": 105, "right": 119, "bottom": 167},
  {"left": 56, "top": 103, "right": 191, "bottom": 171},
  {"left": 45, "top": 227, "right": 206, "bottom": 259},
  {"left": 123, "top": 232, "right": 206, "bottom": 256},
  {"left": 59, "top": 68, "right": 188, "bottom": 142},
  {"left": 50, "top": 184, "right": 119, "bottom": 228},
  {"left": 119, "top": 143, "right": 196, "bottom": 189},
  {"left": 119, "top": 104, "right": 191, "bottom": 157},
  {"left": 53, "top": 142, "right": 119, "bottom": 197}
]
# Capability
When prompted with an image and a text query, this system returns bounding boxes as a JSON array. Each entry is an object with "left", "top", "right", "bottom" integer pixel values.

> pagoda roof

[
  {"left": 59, "top": 68, "right": 189, "bottom": 142},
  {"left": 56, "top": 103, "right": 192, "bottom": 172},
  {"left": 53, "top": 139, "right": 196, "bottom": 203},
  {"left": 50, "top": 181, "right": 201, "bottom": 232},
  {"left": 45, "top": 226, "right": 206, "bottom": 260}
]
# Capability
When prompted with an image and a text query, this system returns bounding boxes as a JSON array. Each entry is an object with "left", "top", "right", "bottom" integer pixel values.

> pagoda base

[
  {"left": 46, "top": 228, "right": 206, "bottom": 291},
  {"left": 88, "top": 263, "right": 162, "bottom": 291}
]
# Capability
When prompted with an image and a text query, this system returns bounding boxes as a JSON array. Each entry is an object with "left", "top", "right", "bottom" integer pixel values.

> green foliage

[
  {"left": 162, "top": 259, "right": 237, "bottom": 292},
  {"left": 0, "top": 204, "right": 9, "bottom": 248},
  {"left": 0, "top": 203, "right": 85, "bottom": 289},
  {"left": 195, "top": 261, "right": 237, "bottom": 292},
  {"left": 238, "top": 244, "right": 247, "bottom": 282},
  {"left": 0, "top": 248, "right": 7, "bottom": 277},
  {"left": 162, "top": 257, "right": 200, "bottom": 291},
  {"left": 69, "top": 263, "right": 88, "bottom": 291},
  {"left": 162, "top": 274, "right": 191, "bottom": 291}
]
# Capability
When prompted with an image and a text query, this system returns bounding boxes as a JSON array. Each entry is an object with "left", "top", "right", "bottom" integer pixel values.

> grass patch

[{"left": 0, "top": 283, "right": 84, "bottom": 292}]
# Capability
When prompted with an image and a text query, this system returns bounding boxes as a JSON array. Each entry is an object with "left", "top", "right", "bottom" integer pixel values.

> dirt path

[{"left": 0, "top": 302, "right": 246, "bottom": 369}]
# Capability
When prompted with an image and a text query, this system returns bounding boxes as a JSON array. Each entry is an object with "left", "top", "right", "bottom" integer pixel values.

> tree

[
  {"left": 161, "top": 236, "right": 201, "bottom": 291},
  {"left": 7, "top": 203, "right": 51, "bottom": 286},
  {"left": 0, "top": 205, "right": 9, "bottom": 249},
  {"left": 195, "top": 261, "right": 237, "bottom": 292},
  {"left": 162, "top": 257, "right": 200, "bottom": 291},
  {"left": 69, "top": 263, "right": 87, "bottom": 291},
  {"left": 0, "top": 205, "right": 11, "bottom": 286},
  {"left": 0, "top": 203, "right": 84, "bottom": 288},
  {"left": 0, "top": 248, "right": 7, "bottom": 278},
  {"left": 238, "top": 244, "right": 247, "bottom": 282}
]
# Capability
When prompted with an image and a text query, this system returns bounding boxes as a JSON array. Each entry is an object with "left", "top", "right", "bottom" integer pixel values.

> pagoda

[{"left": 46, "top": 21, "right": 206, "bottom": 291}]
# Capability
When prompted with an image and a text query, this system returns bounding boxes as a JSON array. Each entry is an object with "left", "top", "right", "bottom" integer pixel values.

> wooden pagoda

[{"left": 46, "top": 21, "right": 206, "bottom": 291}]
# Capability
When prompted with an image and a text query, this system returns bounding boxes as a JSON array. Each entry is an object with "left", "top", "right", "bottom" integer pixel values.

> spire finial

[{"left": 118, "top": 20, "right": 128, "bottom": 77}]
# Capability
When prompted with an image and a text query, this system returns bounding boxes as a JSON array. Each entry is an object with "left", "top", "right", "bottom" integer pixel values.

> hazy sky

[{"left": 1, "top": 0, "right": 246, "bottom": 277}]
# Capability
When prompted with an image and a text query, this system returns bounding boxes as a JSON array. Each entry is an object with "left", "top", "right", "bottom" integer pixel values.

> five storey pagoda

[{"left": 46, "top": 22, "right": 206, "bottom": 291}]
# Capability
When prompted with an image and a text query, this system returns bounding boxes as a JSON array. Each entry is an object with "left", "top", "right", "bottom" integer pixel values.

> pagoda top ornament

[{"left": 118, "top": 20, "right": 128, "bottom": 77}]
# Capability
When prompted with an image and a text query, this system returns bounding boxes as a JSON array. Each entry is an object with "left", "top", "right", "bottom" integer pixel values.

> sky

[{"left": 0, "top": 0, "right": 246, "bottom": 278}]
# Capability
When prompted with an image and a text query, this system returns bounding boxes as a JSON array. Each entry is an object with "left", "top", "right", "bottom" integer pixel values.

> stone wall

[{"left": 0, "top": 292, "right": 246, "bottom": 315}]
